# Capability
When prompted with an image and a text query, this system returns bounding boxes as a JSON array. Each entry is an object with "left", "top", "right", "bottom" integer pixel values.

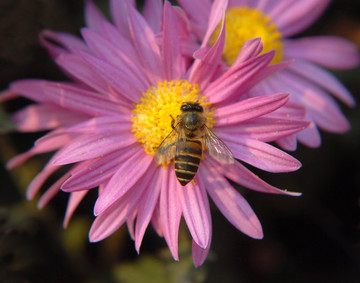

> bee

[{"left": 155, "top": 102, "right": 234, "bottom": 186}]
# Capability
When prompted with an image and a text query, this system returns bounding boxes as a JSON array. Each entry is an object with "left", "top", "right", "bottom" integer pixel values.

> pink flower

[
  {"left": 1, "top": 0, "right": 308, "bottom": 266},
  {"left": 178, "top": 0, "right": 360, "bottom": 149}
]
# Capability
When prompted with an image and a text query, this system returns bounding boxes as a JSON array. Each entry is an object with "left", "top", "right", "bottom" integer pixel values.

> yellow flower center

[
  {"left": 210, "top": 6, "right": 283, "bottom": 65},
  {"left": 132, "top": 80, "right": 214, "bottom": 155}
]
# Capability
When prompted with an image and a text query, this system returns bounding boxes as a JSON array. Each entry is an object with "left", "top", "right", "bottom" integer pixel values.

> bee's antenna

[{"left": 170, "top": 115, "right": 175, "bottom": 129}]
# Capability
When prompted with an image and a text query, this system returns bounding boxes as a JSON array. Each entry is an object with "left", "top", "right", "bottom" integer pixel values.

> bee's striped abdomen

[{"left": 174, "top": 139, "right": 202, "bottom": 186}]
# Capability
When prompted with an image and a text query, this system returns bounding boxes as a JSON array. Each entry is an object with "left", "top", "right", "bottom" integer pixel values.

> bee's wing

[
  {"left": 154, "top": 122, "right": 184, "bottom": 164},
  {"left": 203, "top": 125, "right": 234, "bottom": 164}
]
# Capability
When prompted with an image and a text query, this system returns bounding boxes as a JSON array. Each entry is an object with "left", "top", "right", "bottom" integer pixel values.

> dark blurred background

[{"left": 0, "top": 0, "right": 359, "bottom": 282}]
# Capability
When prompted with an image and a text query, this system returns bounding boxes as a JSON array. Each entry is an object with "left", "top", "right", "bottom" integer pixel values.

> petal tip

[
  {"left": 248, "top": 225, "right": 264, "bottom": 240},
  {"left": 88, "top": 229, "right": 101, "bottom": 243}
]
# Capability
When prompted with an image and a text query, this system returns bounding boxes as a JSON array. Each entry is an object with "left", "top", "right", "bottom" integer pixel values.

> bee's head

[{"left": 181, "top": 102, "right": 203, "bottom": 113}]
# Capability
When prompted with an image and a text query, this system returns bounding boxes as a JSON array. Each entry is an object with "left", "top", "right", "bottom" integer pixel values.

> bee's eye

[
  {"left": 194, "top": 105, "right": 203, "bottom": 112},
  {"left": 181, "top": 104, "right": 191, "bottom": 111},
  {"left": 181, "top": 103, "right": 203, "bottom": 112}
]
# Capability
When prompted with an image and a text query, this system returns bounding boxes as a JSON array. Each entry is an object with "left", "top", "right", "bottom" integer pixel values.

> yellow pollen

[
  {"left": 131, "top": 80, "right": 215, "bottom": 156},
  {"left": 210, "top": 6, "right": 283, "bottom": 65}
]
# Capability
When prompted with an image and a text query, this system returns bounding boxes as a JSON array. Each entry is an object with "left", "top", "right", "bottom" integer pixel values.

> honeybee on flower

[{"left": 1, "top": 0, "right": 314, "bottom": 267}]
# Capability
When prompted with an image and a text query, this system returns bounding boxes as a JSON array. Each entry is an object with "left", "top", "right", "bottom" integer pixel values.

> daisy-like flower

[
  {"left": 178, "top": 0, "right": 360, "bottom": 149},
  {"left": 1, "top": 0, "right": 308, "bottom": 266}
]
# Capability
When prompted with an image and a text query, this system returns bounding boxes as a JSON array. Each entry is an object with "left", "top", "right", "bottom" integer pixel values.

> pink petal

[
  {"left": 40, "top": 29, "right": 89, "bottom": 52},
  {"left": 135, "top": 167, "right": 163, "bottom": 253},
  {"left": 248, "top": 0, "right": 281, "bottom": 12},
  {"left": 150, "top": 202, "right": 163, "bottom": 237},
  {"left": 13, "top": 104, "right": 88, "bottom": 132},
  {"left": 227, "top": 0, "right": 243, "bottom": 7},
  {"left": 303, "top": 98, "right": 350, "bottom": 133},
  {"left": 216, "top": 117, "right": 309, "bottom": 143},
  {"left": 263, "top": 101, "right": 306, "bottom": 121},
  {"left": 162, "top": 1, "right": 185, "bottom": 80},
  {"left": 39, "top": 35, "right": 68, "bottom": 59},
  {"left": 192, "top": 174, "right": 212, "bottom": 267},
  {"left": 42, "top": 82, "right": 130, "bottom": 116},
  {"left": 296, "top": 121, "right": 321, "bottom": 148},
  {"left": 232, "top": 60, "right": 293, "bottom": 105},
  {"left": 201, "top": 162, "right": 263, "bottom": 239},
  {"left": 63, "top": 190, "right": 88, "bottom": 228},
  {"left": 7, "top": 129, "right": 77, "bottom": 170},
  {"left": 221, "top": 137, "right": 301, "bottom": 172},
  {"left": 176, "top": 0, "right": 211, "bottom": 40},
  {"left": 84, "top": 0, "right": 107, "bottom": 31},
  {"left": 274, "top": 71, "right": 351, "bottom": 133},
  {"left": 192, "top": 45, "right": 210, "bottom": 61},
  {"left": 205, "top": 51, "right": 275, "bottom": 104},
  {"left": 127, "top": 209, "right": 137, "bottom": 240},
  {"left": 93, "top": 153, "right": 153, "bottom": 215},
  {"left": 143, "top": 0, "right": 163, "bottom": 34},
  {"left": 34, "top": 129, "right": 78, "bottom": 152},
  {"left": 188, "top": 14, "right": 225, "bottom": 90},
  {"left": 171, "top": 6, "right": 199, "bottom": 56},
  {"left": 160, "top": 170, "right": 182, "bottom": 261},
  {"left": 284, "top": 36, "right": 360, "bottom": 70},
  {"left": 61, "top": 145, "right": 140, "bottom": 192},
  {"left": 192, "top": 239, "right": 210, "bottom": 268},
  {"left": 177, "top": 0, "right": 211, "bottom": 37},
  {"left": 6, "top": 150, "right": 38, "bottom": 170},
  {"left": 30, "top": 158, "right": 91, "bottom": 202},
  {"left": 109, "top": 0, "right": 134, "bottom": 38},
  {"left": 255, "top": 59, "right": 293, "bottom": 86},
  {"left": 232, "top": 37, "right": 263, "bottom": 65},
  {"left": 76, "top": 50, "right": 143, "bottom": 103},
  {"left": 39, "top": 29, "right": 88, "bottom": 58},
  {"left": 89, "top": 163, "right": 151, "bottom": 242},
  {"left": 52, "top": 131, "right": 136, "bottom": 165},
  {"left": 37, "top": 172, "right": 71, "bottom": 209},
  {"left": 214, "top": 93, "right": 289, "bottom": 126},
  {"left": 89, "top": 190, "right": 139, "bottom": 242},
  {"left": 126, "top": 1, "right": 163, "bottom": 84},
  {"left": 64, "top": 116, "right": 132, "bottom": 134},
  {"left": 99, "top": 21, "right": 143, "bottom": 71},
  {"left": 202, "top": 0, "right": 229, "bottom": 47},
  {"left": 288, "top": 59, "right": 356, "bottom": 107},
  {"left": 0, "top": 89, "right": 19, "bottom": 102},
  {"left": 172, "top": 8, "right": 201, "bottom": 58},
  {"left": 276, "top": 134, "right": 298, "bottom": 151},
  {"left": 273, "top": 0, "right": 330, "bottom": 36},
  {"left": 80, "top": 28, "right": 149, "bottom": 92},
  {"left": 206, "top": 156, "right": 301, "bottom": 196},
  {"left": 55, "top": 54, "right": 120, "bottom": 100},
  {"left": 177, "top": 180, "right": 211, "bottom": 249},
  {"left": 9, "top": 80, "right": 49, "bottom": 103},
  {"left": 26, "top": 162, "right": 61, "bottom": 200}
]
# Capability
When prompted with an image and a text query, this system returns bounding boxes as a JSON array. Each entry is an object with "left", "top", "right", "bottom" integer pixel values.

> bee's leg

[{"left": 170, "top": 115, "right": 176, "bottom": 129}]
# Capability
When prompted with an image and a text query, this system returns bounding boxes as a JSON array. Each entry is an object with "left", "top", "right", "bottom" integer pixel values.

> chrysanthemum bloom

[
  {"left": 178, "top": 0, "right": 360, "bottom": 149},
  {"left": 1, "top": 0, "right": 309, "bottom": 266}
]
